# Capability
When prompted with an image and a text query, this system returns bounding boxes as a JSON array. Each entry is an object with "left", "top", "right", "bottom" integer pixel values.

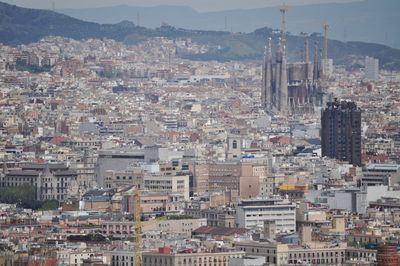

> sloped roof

[{"left": 49, "top": 136, "right": 68, "bottom": 145}]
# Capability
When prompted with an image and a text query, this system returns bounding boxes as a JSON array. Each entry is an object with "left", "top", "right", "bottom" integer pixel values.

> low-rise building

[
  {"left": 235, "top": 240, "right": 373, "bottom": 265},
  {"left": 234, "top": 241, "right": 289, "bottom": 265},
  {"left": 142, "top": 247, "right": 245, "bottom": 266},
  {"left": 105, "top": 248, "right": 135, "bottom": 266},
  {"left": 229, "top": 255, "right": 266, "bottom": 266},
  {"left": 361, "top": 164, "right": 400, "bottom": 186},
  {"left": 184, "top": 206, "right": 236, "bottom": 228},
  {"left": 57, "top": 249, "right": 110, "bottom": 266}
]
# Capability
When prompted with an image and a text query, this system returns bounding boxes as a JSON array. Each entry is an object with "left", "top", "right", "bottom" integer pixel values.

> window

[{"left": 232, "top": 140, "right": 237, "bottom": 149}]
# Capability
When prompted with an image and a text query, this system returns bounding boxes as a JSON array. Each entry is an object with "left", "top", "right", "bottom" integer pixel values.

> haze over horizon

[{"left": 2, "top": 0, "right": 361, "bottom": 12}]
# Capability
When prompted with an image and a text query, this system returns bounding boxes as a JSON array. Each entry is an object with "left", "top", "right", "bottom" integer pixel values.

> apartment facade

[
  {"left": 1, "top": 163, "right": 77, "bottom": 201},
  {"left": 144, "top": 173, "right": 190, "bottom": 200},
  {"left": 143, "top": 247, "right": 245, "bottom": 266},
  {"left": 321, "top": 100, "right": 362, "bottom": 166},
  {"left": 235, "top": 198, "right": 296, "bottom": 233}
]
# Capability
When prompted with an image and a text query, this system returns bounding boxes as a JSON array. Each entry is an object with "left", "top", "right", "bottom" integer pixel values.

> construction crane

[
  {"left": 323, "top": 20, "right": 329, "bottom": 60},
  {"left": 133, "top": 187, "right": 142, "bottom": 266},
  {"left": 279, "top": 3, "right": 289, "bottom": 42}
]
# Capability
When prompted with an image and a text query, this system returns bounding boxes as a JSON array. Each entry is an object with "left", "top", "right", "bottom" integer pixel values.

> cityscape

[{"left": 0, "top": 0, "right": 400, "bottom": 265}]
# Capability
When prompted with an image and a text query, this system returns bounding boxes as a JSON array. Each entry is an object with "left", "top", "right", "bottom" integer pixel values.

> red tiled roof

[{"left": 49, "top": 136, "right": 68, "bottom": 145}]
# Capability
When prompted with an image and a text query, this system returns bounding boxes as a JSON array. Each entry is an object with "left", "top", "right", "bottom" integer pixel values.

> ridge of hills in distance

[
  {"left": 0, "top": 1, "right": 400, "bottom": 69},
  {"left": 60, "top": 0, "right": 400, "bottom": 49}
]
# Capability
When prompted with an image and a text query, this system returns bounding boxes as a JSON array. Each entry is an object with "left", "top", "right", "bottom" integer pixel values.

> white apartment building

[
  {"left": 57, "top": 249, "right": 110, "bottom": 266},
  {"left": 144, "top": 173, "right": 190, "bottom": 200},
  {"left": 235, "top": 197, "right": 296, "bottom": 233},
  {"left": 365, "top": 56, "right": 379, "bottom": 80}
]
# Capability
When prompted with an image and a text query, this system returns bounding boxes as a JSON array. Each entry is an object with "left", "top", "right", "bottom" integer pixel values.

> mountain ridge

[
  {"left": 1, "top": 1, "right": 400, "bottom": 70},
  {"left": 59, "top": 0, "right": 400, "bottom": 49}
]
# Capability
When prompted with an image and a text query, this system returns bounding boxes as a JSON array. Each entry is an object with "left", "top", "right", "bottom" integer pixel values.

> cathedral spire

[
  {"left": 261, "top": 42, "right": 267, "bottom": 107},
  {"left": 262, "top": 37, "right": 273, "bottom": 112},
  {"left": 304, "top": 33, "right": 310, "bottom": 63},
  {"left": 280, "top": 44, "right": 288, "bottom": 115},
  {"left": 266, "top": 38, "right": 272, "bottom": 112},
  {"left": 313, "top": 42, "right": 319, "bottom": 81}
]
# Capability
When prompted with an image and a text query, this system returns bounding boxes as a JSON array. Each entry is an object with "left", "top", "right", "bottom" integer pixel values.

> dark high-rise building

[{"left": 321, "top": 100, "right": 362, "bottom": 166}]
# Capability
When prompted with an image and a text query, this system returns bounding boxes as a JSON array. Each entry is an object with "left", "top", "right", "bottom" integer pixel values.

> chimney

[
  {"left": 299, "top": 225, "right": 312, "bottom": 244},
  {"left": 263, "top": 220, "right": 276, "bottom": 240}
]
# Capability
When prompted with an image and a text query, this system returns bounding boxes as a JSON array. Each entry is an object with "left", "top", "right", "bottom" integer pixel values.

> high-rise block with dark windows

[{"left": 321, "top": 100, "right": 362, "bottom": 166}]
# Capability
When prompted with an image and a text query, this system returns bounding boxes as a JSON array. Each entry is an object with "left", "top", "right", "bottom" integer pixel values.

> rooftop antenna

[
  {"left": 168, "top": 48, "right": 171, "bottom": 70},
  {"left": 323, "top": 20, "right": 329, "bottom": 60},
  {"left": 224, "top": 16, "right": 228, "bottom": 31}
]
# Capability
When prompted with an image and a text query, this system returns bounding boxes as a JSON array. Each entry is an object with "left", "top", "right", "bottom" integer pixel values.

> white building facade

[
  {"left": 365, "top": 56, "right": 379, "bottom": 80},
  {"left": 235, "top": 197, "right": 296, "bottom": 233}
]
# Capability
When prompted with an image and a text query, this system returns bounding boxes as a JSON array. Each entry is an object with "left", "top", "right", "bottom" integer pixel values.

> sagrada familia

[{"left": 261, "top": 5, "right": 332, "bottom": 115}]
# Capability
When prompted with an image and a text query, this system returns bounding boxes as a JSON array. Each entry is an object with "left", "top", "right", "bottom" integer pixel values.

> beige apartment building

[
  {"left": 143, "top": 247, "right": 245, "bottom": 266},
  {"left": 199, "top": 158, "right": 272, "bottom": 198},
  {"left": 235, "top": 240, "right": 376, "bottom": 265},
  {"left": 104, "top": 168, "right": 143, "bottom": 189},
  {"left": 57, "top": 249, "right": 111, "bottom": 266},
  {"left": 144, "top": 173, "right": 190, "bottom": 200},
  {"left": 101, "top": 218, "right": 206, "bottom": 237}
]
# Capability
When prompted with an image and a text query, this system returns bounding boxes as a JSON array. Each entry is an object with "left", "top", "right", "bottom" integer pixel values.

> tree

[
  {"left": 41, "top": 200, "right": 59, "bottom": 210},
  {"left": 0, "top": 185, "right": 44, "bottom": 210}
]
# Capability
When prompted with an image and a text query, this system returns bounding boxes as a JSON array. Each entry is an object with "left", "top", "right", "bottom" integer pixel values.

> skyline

[
  {"left": 0, "top": 0, "right": 400, "bottom": 264},
  {"left": 3, "top": 0, "right": 361, "bottom": 12}
]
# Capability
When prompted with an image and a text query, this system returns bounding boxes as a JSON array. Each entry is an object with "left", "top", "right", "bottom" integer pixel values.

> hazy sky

[{"left": 4, "top": 0, "right": 361, "bottom": 11}]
